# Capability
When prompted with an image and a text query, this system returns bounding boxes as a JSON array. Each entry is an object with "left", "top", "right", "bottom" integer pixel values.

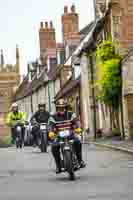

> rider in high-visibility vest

[{"left": 6, "top": 103, "right": 26, "bottom": 144}]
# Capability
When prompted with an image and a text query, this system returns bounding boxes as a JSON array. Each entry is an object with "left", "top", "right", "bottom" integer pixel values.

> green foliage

[
  {"left": 96, "top": 40, "right": 122, "bottom": 110},
  {"left": 96, "top": 40, "right": 121, "bottom": 63}
]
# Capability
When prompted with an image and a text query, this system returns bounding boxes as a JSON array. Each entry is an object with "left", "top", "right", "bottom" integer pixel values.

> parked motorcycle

[{"left": 57, "top": 130, "right": 80, "bottom": 180}]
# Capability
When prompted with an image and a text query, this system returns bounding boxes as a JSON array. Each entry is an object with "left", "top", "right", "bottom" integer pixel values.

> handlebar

[{"left": 12, "top": 121, "right": 24, "bottom": 127}]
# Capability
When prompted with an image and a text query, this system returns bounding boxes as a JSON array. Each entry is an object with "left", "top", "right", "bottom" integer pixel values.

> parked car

[{"left": 24, "top": 113, "right": 33, "bottom": 146}]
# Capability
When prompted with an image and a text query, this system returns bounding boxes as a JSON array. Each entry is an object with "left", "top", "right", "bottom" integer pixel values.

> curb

[{"left": 83, "top": 141, "right": 133, "bottom": 155}]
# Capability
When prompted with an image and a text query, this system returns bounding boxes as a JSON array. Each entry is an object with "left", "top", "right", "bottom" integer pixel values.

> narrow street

[{"left": 0, "top": 144, "right": 132, "bottom": 200}]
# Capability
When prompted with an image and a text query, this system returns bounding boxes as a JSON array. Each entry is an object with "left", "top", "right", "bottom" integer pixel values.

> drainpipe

[
  {"left": 89, "top": 53, "right": 97, "bottom": 140},
  {"left": 48, "top": 80, "right": 51, "bottom": 113},
  {"left": 120, "top": 61, "right": 125, "bottom": 139},
  {"left": 31, "top": 93, "right": 33, "bottom": 113}
]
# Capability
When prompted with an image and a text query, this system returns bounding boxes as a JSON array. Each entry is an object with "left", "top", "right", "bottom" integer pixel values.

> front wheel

[
  {"left": 64, "top": 150, "right": 75, "bottom": 180},
  {"left": 16, "top": 138, "right": 19, "bottom": 148},
  {"left": 40, "top": 133, "right": 47, "bottom": 153}
]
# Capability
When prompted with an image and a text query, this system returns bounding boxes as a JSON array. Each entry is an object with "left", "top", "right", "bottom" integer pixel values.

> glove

[
  {"left": 48, "top": 131, "right": 55, "bottom": 139},
  {"left": 74, "top": 128, "right": 82, "bottom": 134}
]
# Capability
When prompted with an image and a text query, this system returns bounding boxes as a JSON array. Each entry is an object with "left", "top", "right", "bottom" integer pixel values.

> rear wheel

[
  {"left": 19, "top": 141, "right": 23, "bottom": 148},
  {"left": 64, "top": 150, "right": 75, "bottom": 181}
]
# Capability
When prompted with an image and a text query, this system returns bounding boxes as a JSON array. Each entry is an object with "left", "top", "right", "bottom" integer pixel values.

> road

[{"left": 0, "top": 144, "right": 133, "bottom": 200}]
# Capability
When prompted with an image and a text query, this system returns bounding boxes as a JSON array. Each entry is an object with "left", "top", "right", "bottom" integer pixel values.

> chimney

[
  {"left": 64, "top": 6, "right": 68, "bottom": 13},
  {"left": 39, "top": 20, "right": 56, "bottom": 65},
  {"left": 71, "top": 4, "right": 76, "bottom": 13},
  {"left": 0, "top": 49, "right": 4, "bottom": 69},
  {"left": 61, "top": 4, "right": 79, "bottom": 43},
  {"left": 40, "top": 22, "right": 43, "bottom": 29},
  {"left": 45, "top": 21, "right": 48, "bottom": 29},
  {"left": 49, "top": 21, "right": 56, "bottom": 41},
  {"left": 50, "top": 21, "right": 53, "bottom": 29}
]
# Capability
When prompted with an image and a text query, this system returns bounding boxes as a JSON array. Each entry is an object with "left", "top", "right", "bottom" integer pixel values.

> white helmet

[{"left": 12, "top": 103, "right": 18, "bottom": 108}]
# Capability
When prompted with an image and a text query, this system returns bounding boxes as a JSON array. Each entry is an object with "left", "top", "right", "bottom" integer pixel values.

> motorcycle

[
  {"left": 57, "top": 130, "right": 80, "bottom": 180},
  {"left": 39, "top": 123, "right": 48, "bottom": 153},
  {"left": 14, "top": 121, "right": 25, "bottom": 149}
]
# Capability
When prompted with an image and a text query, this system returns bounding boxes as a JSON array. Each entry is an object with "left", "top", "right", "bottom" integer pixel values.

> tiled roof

[
  {"left": 49, "top": 22, "right": 95, "bottom": 81},
  {"left": 55, "top": 77, "right": 80, "bottom": 100},
  {"left": 80, "top": 21, "right": 95, "bottom": 39},
  {"left": 14, "top": 68, "right": 48, "bottom": 101},
  {"left": 14, "top": 76, "right": 30, "bottom": 100},
  {"left": 73, "top": 4, "right": 111, "bottom": 56}
]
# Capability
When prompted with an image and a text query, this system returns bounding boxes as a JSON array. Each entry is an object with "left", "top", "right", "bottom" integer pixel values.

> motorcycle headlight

[{"left": 59, "top": 130, "right": 70, "bottom": 138}]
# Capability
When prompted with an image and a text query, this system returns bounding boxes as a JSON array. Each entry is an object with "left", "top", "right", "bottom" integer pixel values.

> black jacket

[{"left": 31, "top": 110, "right": 50, "bottom": 124}]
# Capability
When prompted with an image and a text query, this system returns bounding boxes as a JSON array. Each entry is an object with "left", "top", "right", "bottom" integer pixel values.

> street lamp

[{"left": 45, "top": 66, "right": 51, "bottom": 113}]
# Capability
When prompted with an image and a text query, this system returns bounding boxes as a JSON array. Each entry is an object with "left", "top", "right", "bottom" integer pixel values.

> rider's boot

[
  {"left": 56, "top": 165, "right": 62, "bottom": 174},
  {"left": 52, "top": 145, "right": 62, "bottom": 174},
  {"left": 74, "top": 141, "right": 86, "bottom": 168},
  {"left": 79, "top": 160, "right": 86, "bottom": 168}
]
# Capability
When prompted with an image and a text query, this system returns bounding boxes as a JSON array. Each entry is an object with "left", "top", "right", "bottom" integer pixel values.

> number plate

[
  {"left": 40, "top": 125, "right": 46, "bottom": 129},
  {"left": 64, "top": 146, "right": 70, "bottom": 150}
]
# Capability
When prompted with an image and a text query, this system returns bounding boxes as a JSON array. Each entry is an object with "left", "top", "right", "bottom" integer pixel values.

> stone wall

[{"left": 123, "top": 52, "right": 133, "bottom": 138}]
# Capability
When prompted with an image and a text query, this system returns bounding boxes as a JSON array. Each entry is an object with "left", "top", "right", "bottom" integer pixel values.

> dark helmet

[
  {"left": 55, "top": 99, "right": 67, "bottom": 108},
  {"left": 38, "top": 103, "right": 46, "bottom": 108}
]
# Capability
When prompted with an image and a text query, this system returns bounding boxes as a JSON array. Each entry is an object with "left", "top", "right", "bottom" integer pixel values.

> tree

[{"left": 96, "top": 40, "right": 122, "bottom": 135}]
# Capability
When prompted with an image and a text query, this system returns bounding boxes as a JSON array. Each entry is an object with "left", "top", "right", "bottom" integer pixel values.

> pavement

[
  {"left": 88, "top": 137, "right": 133, "bottom": 155},
  {"left": 0, "top": 145, "right": 133, "bottom": 199}
]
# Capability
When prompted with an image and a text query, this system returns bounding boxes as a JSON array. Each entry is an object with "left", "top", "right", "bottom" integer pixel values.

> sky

[{"left": 0, "top": 0, "right": 94, "bottom": 75}]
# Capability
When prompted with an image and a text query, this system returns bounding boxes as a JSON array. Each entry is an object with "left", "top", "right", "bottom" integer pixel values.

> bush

[{"left": 0, "top": 135, "right": 12, "bottom": 147}]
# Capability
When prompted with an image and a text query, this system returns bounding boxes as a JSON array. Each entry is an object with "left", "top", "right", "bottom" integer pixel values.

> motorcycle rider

[
  {"left": 6, "top": 103, "right": 26, "bottom": 144},
  {"left": 30, "top": 103, "right": 50, "bottom": 147},
  {"left": 48, "top": 99, "right": 86, "bottom": 174}
]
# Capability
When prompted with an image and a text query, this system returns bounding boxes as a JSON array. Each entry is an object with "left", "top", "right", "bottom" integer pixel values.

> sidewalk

[{"left": 86, "top": 137, "right": 133, "bottom": 155}]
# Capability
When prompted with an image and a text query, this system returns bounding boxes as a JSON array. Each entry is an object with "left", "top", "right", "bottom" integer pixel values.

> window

[
  {"left": 60, "top": 50, "right": 65, "bottom": 64},
  {"left": 73, "top": 64, "right": 81, "bottom": 79},
  {"left": 112, "top": 16, "right": 120, "bottom": 38},
  {"left": 76, "top": 96, "right": 80, "bottom": 117},
  {"left": 69, "top": 45, "right": 76, "bottom": 56}
]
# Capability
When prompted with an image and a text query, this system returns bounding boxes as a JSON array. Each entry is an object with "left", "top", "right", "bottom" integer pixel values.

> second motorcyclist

[{"left": 30, "top": 103, "right": 50, "bottom": 148}]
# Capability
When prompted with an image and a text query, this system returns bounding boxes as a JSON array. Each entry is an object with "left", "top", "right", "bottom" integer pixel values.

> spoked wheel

[
  {"left": 16, "top": 138, "right": 19, "bottom": 148},
  {"left": 19, "top": 141, "right": 23, "bottom": 148},
  {"left": 64, "top": 150, "right": 75, "bottom": 181}
]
